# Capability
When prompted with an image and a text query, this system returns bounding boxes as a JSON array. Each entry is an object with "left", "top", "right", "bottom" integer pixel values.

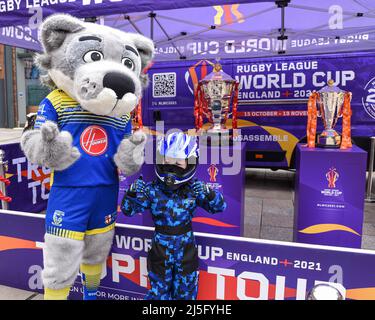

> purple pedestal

[
  {"left": 294, "top": 144, "right": 367, "bottom": 248},
  {"left": 117, "top": 141, "right": 246, "bottom": 236}
]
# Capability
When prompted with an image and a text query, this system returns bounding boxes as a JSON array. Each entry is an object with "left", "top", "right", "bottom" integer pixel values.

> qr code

[{"left": 153, "top": 72, "right": 176, "bottom": 98}]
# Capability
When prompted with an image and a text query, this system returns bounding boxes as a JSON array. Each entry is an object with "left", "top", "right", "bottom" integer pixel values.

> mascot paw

[
  {"left": 114, "top": 131, "right": 147, "bottom": 176},
  {"left": 41, "top": 120, "right": 60, "bottom": 142},
  {"left": 41, "top": 121, "right": 81, "bottom": 170},
  {"left": 112, "top": 93, "right": 138, "bottom": 117},
  {"left": 129, "top": 130, "right": 147, "bottom": 145}
]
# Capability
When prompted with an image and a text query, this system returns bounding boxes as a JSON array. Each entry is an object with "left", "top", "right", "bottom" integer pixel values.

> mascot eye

[
  {"left": 83, "top": 51, "right": 104, "bottom": 63},
  {"left": 122, "top": 58, "right": 135, "bottom": 70}
]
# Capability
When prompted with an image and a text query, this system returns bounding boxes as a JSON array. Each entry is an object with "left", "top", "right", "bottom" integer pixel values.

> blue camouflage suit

[{"left": 121, "top": 179, "right": 226, "bottom": 300}]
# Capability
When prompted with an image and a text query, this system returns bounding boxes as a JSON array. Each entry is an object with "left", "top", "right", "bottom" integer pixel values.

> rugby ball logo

[{"left": 80, "top": 125, "right": 108, "bottom": 156}]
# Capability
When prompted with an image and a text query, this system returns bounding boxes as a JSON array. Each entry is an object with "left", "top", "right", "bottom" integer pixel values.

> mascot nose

[{"left": 103, "top": 72, "right": 135, "bottom": 99}]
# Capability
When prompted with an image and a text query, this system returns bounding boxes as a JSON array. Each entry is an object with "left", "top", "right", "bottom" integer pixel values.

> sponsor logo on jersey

[{"left": 80, "top": 125, "right": 108, "bottom": 156}]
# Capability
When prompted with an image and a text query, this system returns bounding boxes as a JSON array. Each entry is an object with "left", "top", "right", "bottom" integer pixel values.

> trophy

[
  {"left": 194, "top": 62, "right": 239, "bottom": 144},
  {"left": 307, "top": 80, "right": 352, "bottom": 149},
  {"left": 306, "top": 284, "right": 344, "bottom": 300}
]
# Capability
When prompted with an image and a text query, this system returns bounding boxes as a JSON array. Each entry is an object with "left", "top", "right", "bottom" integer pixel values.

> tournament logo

[
  {"left": 185, "top": 60, "right": 215, "bottom": 94},
  {"left": 362, "top": 76, "right": 375, "bottom": 120},
  {"left": 208, "top": 164, "right": 219, "bottom": 182},
  {"left": 213, "top": 4, "right": 245, "bottom": 25},
  {"left": 80, "top": 125, "right": 108, "bottom": 156},
  {"left": 52, "top": 210, "right": 64, "bottom": 227},
  {"left": 326, "top": 167, "right": 339, "bottom": 188}
]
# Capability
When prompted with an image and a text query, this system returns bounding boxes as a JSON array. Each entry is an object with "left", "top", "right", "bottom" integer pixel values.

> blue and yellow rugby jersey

[{"left": 34, "top": 89, "right": 132, "bottom": 187}]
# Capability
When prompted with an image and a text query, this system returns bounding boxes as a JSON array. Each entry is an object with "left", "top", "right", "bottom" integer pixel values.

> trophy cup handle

[
  {"left": 340, "top": 92, "right": 353, "bottom": 149},
  {"left": 132, "top": 99, "right": 143, "bottom": 132},
  {"left": 307, "top": 92, "right": 318, "bottom": 148}
]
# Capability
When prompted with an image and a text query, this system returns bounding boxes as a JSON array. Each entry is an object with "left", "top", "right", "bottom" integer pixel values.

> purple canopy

[
  {"left": 0, "top": 0, "right": 271, "bottom": 28},
  {"left": 1, "top": 0, "right": 375, "bottom": 60}
]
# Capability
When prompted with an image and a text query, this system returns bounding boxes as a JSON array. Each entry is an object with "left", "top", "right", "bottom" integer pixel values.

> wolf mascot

[{"left": 20, "top": 14, "right": 154, "bottom": 300}]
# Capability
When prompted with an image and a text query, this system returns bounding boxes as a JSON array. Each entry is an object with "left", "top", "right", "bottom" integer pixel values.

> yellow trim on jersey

[
  {"left": 46, "top": 89, "right": 131, "bottom": 128},
  {"left": 46, "top": 222, "right": 115, "bottom": 240},
  {"left": 50, "top": 170, "right": 54, "bottom": 187},
  {"left": 58, "top": 114, "right": 130, "bottom": 128},
  {"left": 85, "top": 222, "right": 116, "bottom": 236},
  {"left": 47, "top": 226, "right": 85, "bottom": 241}
]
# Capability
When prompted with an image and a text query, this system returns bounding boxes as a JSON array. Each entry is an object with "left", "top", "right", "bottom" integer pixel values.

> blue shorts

[{"left": 45, "top": 184, "right": 119, "bottom": 241}]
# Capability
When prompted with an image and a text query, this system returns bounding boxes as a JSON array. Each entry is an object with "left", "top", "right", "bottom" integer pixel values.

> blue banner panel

[{"left": 0, "top": 210, "right": 375, "bottom": 300}]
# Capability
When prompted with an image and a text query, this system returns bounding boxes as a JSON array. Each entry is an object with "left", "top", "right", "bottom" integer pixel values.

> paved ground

[{"left": 0, "top": 131, "right": 374, "bottom": 299}]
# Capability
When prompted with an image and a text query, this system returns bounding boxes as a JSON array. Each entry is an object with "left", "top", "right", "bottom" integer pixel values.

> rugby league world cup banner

[
  {"left": 0, "top": 143, "right": 49, "bottom": 213},
  {"left": 0, "top": 210, "right": 375, "bottom": 300}
]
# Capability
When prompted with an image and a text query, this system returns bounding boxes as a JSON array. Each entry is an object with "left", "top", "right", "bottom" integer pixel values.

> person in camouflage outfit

[{"left": 121, "top": 132, "right": 226, "bottom": 300}]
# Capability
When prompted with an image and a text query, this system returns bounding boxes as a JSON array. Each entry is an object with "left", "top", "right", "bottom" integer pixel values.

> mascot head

[{"left": 35, "top": 14, "right": 154, "bottom": 117}]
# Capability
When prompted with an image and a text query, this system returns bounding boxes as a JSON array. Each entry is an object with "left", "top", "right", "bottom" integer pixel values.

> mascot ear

[
  {"left": 129, "top": 34, "right": 155, "bottom": 87},
  {"left": 39, "top": 14, "right": 85, "bottom": 53}
]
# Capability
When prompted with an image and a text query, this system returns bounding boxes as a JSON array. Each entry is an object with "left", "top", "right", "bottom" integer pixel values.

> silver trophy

[
  {"left": 317, "top": 80, "right": 347, "bottom": 148},
  {"left": 307, "top": 283, "right": 344, "bottom": 300},
  {"left": 195, "top": 62, "right": 239, "bottom": 145},
  {"left": 201, "top": 75, "right": 234, "bottom": 133}
]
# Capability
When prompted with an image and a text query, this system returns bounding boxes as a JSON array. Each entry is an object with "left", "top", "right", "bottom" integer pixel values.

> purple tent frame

[{"left": 1, "top": 0, "right": 375, "bottom": 59}]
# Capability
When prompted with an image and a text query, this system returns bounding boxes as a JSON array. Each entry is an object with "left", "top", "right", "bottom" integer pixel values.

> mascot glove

[
  {"left": 192, "top": 180, "right": 212, "bottom": 200},
  {"left": 40, "top": 121, "right": 81, "bottom": 170},
  {"left": 114, "top": 130, "right": 147, "bottom": 176},
  {"left": 129, "top": 176, "right": 148, "bottom": 196}
]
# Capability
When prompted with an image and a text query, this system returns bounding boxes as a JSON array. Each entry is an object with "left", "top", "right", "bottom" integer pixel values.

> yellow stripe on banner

[
  {"left": 346, "top": 288, "right": 375, "bottom": 300},
  {"left": 203, "top": 116, "right": 296, "bottom": 161},
  {"left": 85, "top": 223, "right": 116, "bottom": 236},
  {"left": 261, "top": 126, "right": 299, "bottom": 167},
  {"left": 200, "top": 119, "right": 258, "bottom": 132},
  {"left": 299, "top": 224, "right": 360, "bottom": 236}
]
